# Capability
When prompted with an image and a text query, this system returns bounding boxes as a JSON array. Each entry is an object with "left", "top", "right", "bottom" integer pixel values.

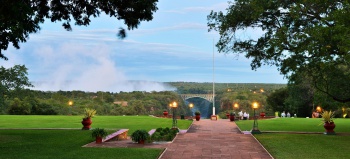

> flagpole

[{"left": 212, "top": 39, "right": 215, "bottom": 116}]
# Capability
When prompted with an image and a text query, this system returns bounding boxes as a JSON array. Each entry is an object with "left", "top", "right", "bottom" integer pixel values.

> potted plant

[
  {"left": 229, "top": 112, "right": 235, "bottom": 121},
  {"left": 163, "top": 110, "right": 168, "bottom": 117},
  {"left": 226, "top": 112, "right": 230, "bottom": 119},
  {"left": 260, "top": 112, "right": 266, "bottom": 118},
  {"left": 131, "top": 129, "right": 150, "bottom": 144},
  {"left": 195, "top": 111, "right": 201, "bottom": 121},
  {"left": 82, "top": 108, "right": 96, "bottom": 130},
  {"left": 91, "top": 128, "right": 108, "bottom": 143},
  {"left": 320, "top": 110, "right": 336, "bottom": 135}
]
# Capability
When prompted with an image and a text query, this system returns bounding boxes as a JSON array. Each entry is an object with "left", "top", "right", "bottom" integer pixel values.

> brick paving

[
  {"left": 84, "top": 119, "right": 273, "bottom": 159},
  {"left": 159, "top": 119, "right": 273, "bottom": 159}
]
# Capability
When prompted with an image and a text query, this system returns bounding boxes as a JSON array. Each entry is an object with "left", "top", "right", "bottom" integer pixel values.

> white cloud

[{"left": 26, "top": 42, "right": 175, "bottom": 92}]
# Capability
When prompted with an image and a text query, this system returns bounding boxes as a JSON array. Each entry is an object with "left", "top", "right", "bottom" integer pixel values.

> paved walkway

[
  {"left": 84, "top": 119, "right": 273, "bottom": 159},
  {"left": 160, "top": 119, "right": 273, "bottom": 159}
]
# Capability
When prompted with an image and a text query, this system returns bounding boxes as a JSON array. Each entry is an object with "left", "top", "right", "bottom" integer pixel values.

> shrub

[
  {"left": 151, "top": 127, "right": 178, "bottom": 141},
  {"left": 131, "top": 130, "right": 150, "bottom": 142},
  {"left": 91, "top": 128, "right": 108, "bottom": 138},
  {"left": 83, "top": 108, "right": 96, "bottom": 119},
  {"left": 195, "top": 111, "right": 200, "bottom": 115}
]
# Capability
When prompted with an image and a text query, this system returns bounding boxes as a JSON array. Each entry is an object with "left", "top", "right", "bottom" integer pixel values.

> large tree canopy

[
  {"left": 0, "top": 65, "right": 32, "bottom": 112},
  {"left": 208, "top": 0, "right": 350, "bottom": 103},
  {"left": 0, "top": 65, "right": 33, "bottom": 91},
  {"left": 0, "top": 0, "right": 159, "bottom": 60}
]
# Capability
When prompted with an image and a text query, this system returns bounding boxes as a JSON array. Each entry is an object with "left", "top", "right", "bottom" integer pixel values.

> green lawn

[
  {"left": 0, "top": 115, "right": 193, "bottom": 134},
  {"left": 236, "top": 117, "right": 350, "bottom": 133},
  {"left": 0, "top": 129, "right": 161, "bottom": 159},
  {"left": 255, "top": 134, "right": 350, "bottom": 159},
  {"left": 4, "top": 115, "right": 350, "bottom": 159},
  {"left": 236, "top": 118, "right": 350, "bottom": 159},
  {"left": 0, "top": 115, "right": 193, "bottom": 159}
]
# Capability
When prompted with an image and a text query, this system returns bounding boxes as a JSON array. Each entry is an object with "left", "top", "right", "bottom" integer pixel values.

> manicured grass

[
  {"left": 255, "top": 134, "right": 350, "bottom": 159},
  {"left": 235, "top": 118, "right": 350, "bottom": 159},
  {"left": 236, "top": 118, "right": 350, "bottom": 132},
  {"left": 0, "top": 115, "right": 193, "bottom": 159},
  {"left": 0, "top": 129, "right": 161, "bottom": 159},
  {"left": 0, "top": 115, "right": 193, "bottom": 134}
]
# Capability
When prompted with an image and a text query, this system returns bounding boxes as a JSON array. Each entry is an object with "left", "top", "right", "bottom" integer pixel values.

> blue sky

[{"left": 3, "top": 0, "right": 286, "bottom": 92}]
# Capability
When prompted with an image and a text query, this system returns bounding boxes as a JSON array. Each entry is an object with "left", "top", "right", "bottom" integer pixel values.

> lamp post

[
  {"left": 316, "top": 106, "right": 322, "bottom": 112},
  {"left": 170, "top": 101, "right": 178, "bottom": 129},
  {"left": 68, "top": 101, "right": 73, "bottom": 115},
  {"left": 251, "top": 102, "right": 261, "bottom": 134},
  {"left": 233, "top": 103, "right": 239, "bottom": 120},
  {"left": 233, "top": 103, "right": 239, "bottom": 110},
  {"left": 189, "top": 103, "right": 194, "bottom": 119}
]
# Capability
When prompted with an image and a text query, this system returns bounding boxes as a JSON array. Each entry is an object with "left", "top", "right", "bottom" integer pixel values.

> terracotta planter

[
  {"left": 138, "top": 140, "right": 145, "bottom": 144},
  {"left": 324, "top": 122, "right": 336, "bottom": 135},
  {"left": 82, "top": 118, "right": 92, "bottom": 130},
  {"left": 195, "top": 115, "right": 200, "bottom": 121},
  {"left": 163, "top": 111, "right": 168, "bottom": 117},
  {"left": 226, "top": 113, "right": 230, "bottom": 119},
  {"left": 260, "top": 112, "right": 265, "bottom": 118},
  {"left": 95, "top": 136, "right": 103, "bottom": 143},
  {"left": 229, "top": 115, "right": 235, "bottom": 121}
]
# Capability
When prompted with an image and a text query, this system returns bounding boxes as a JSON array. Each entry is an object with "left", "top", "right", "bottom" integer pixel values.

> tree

[
  {"left": 285, "top": 71, "right": 315, "bottom": 117},
  {"left": 0, "top": 0, "right": 159, "bottom": 60},
  {"left": 266, "top": 88, "right": 288, "bottom": 112},
  {"left": 0, "top": 65, "right": 32, "bottom": 90},
  {"left": 305, "top": 60, "right": 350, "bottom": 103},
  {"left": 0, "top": 65, "right": 33, "bottom": 112},
  {"left": 208, "top": 0, "right": 350, "bottom": 102}
]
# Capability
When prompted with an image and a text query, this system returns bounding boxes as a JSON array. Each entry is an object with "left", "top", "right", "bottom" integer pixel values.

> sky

[{"left": 2, "top": 0, "right": 287, "bottom": 92}]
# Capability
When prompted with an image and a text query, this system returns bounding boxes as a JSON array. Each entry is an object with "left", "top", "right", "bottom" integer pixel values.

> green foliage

[
  {"left": 8, "top": 98, "right": 31, "bottom": 115},
  {"left": 31, "top": 103, "right": 58, "bottom": 115},
  {"left": 0, "top": 65, "right": 33, "bottom": 112},
  {"left": 320, "top": 110, "right": 335, "bottom": 124},
  {"left": 131, "top": 130, "right": 150, "bottom": 142},
  {"left": 151, "top": 127, "right": 178, "bottom": 141},
  {"left": 217, "top": 111, "right": 229, "bottom": 119},
  {"left": 168, "top": 82, "right": 285, "bottom": 94},
  {"left": 220, "top": 90, "right": 267, "bottom": 114},
  {"left": 304, "top": 61, "right": 350, "bottom": 103},
  {"left": 91, "top": 128, "right": 108, "bottom": 138},
  {"left": 0, "top": 65, "right": 33, "bottom": 91},
  {"left": 266, "top": 88, "right": 289, "bottom": 112},
  {"left": 83, "top": 108, "right": 96, "bottom": 119},
  {"left": 208, "top": 1, "right": 350, "bottom": 104},
  {"left": 285, "top": 75, "right": 315, "bottom": 117},
  {"left": 2, "top": 81, "right": 286, "bottom": 116},
  {"left": 195, "top": 111, "right": 200, "bottom": 115}
]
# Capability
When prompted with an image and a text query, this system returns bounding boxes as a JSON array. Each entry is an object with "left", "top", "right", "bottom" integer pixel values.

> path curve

[{"left": 159, "top": 119, "right": 273, "bottom": 159}]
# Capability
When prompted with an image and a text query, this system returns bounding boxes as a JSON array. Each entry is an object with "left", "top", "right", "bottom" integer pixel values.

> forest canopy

[{"left": 208, "top": 0, "right": 350, "bottom": 103}]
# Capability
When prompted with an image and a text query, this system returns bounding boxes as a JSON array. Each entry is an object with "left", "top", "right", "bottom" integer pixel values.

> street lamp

[
  {"left": 233, "top": 103, "right": 239, "bottom": 110},
  {"left": 68, "top": 101, "right": 73, "bottom": 115},
  {"left": 233, "top": 103, "right": 240, "bottom": 120},
  {"left": 316, "top": 106, "right": 322, "bottom": 112},
  {"left": 170, "top": 101, "right": 178, "bottom": 129},
  {"left": 251, "top": 102, "right": 261, "bottom": 134},
  {"left": 189, "top": 103, "right": 194, "bottom": 119}
]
